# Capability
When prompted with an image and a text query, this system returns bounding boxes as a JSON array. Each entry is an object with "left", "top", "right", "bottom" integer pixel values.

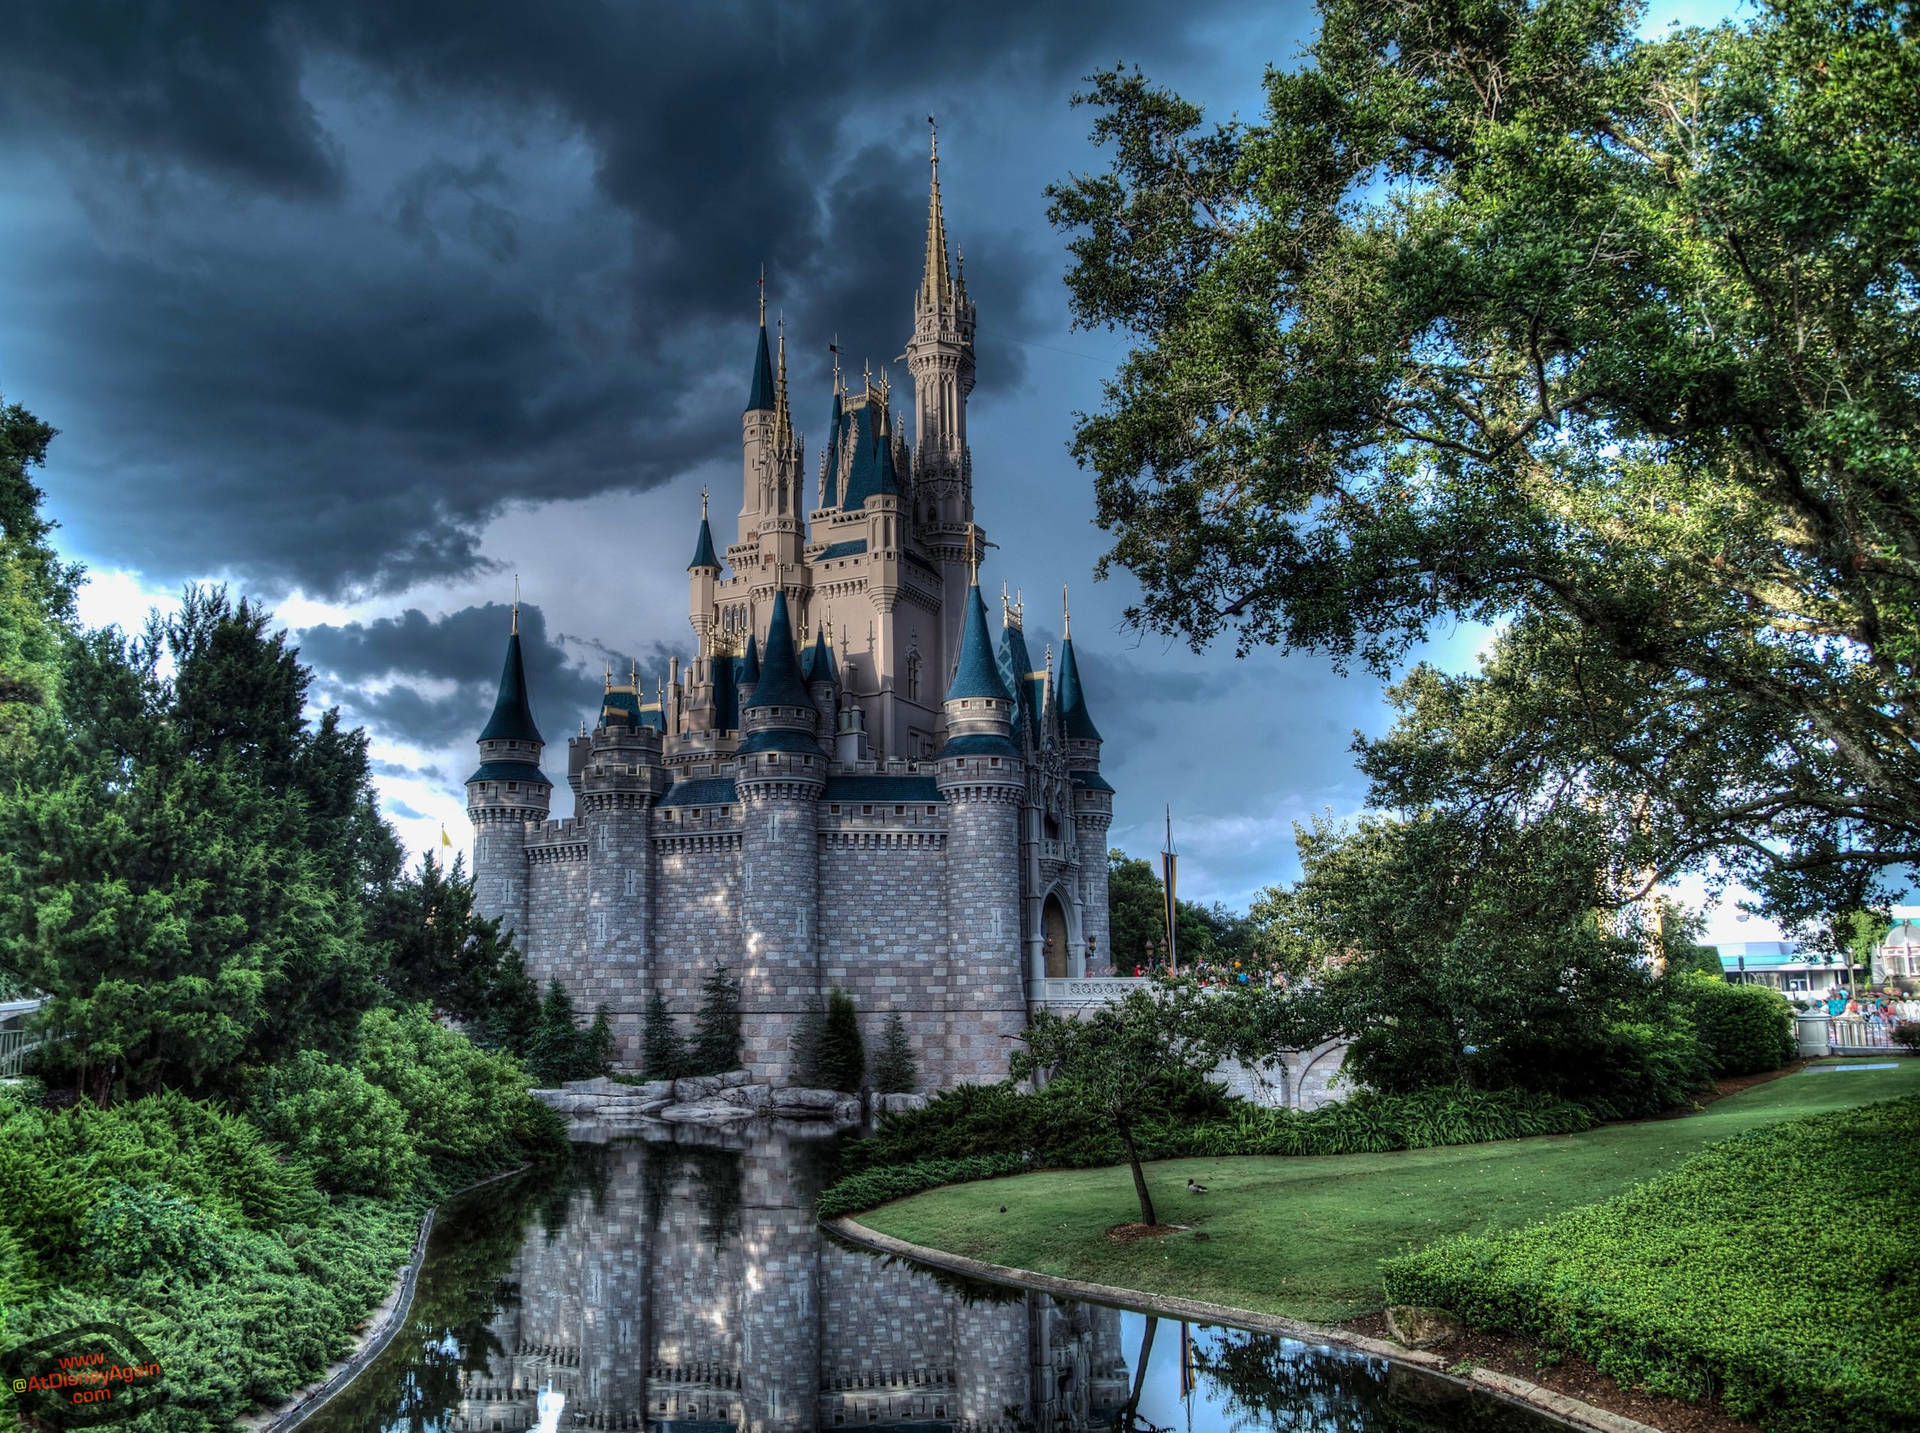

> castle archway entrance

[{"left": 1043, "top": 893, "right": 1070, "bottom": 978}]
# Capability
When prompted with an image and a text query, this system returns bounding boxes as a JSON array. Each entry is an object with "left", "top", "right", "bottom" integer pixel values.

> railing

[
  {"left": 0, "top": 996, "right": 46, "bottom": 1078},
  {"left": 1827, "top": 1016, "right": 1906, "bottom": 1052},
  {"left": 1032, "top": 976, "right": 1152, "bottom": 1008}
]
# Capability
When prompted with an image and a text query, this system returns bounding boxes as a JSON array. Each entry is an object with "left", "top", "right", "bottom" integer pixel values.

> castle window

[
  {"left": 989, "top": 757, "right": 1001, "bottom": 768},
  {"left": 863, "top": 805, "right": 873, "bottom": 815},
  {"left": 765, "top": 753, "right": 777, "bottom": 765},
  {"left": 896, "top": 805, "right": 905, "bottom": 815},
  {"left": 830, "top": 804, "right": 841, "bottom": 814},
  {"left": 507, "top": 781, "right": 518, "bottom": 791},
  {"left": 926, "top": 806, "right": 936, "bottom": 815}
]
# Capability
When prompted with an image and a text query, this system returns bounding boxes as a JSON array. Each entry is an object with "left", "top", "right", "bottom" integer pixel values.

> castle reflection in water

[{"left": 444, "top": 1127, "right": 1130, "bottom": 1433}]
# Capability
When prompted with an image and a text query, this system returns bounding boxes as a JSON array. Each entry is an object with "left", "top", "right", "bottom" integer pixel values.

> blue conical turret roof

[
  {"left": 743, "top": 591, "right": 812, "bottom": 708},
  {"left": 739, "top": 633, "right": 760, "bottom": 686},
  {"left": 946, "top": 583, "right": 1011, "bottom": 703},
  {"left": 802, "top": 626, "right": 837, "bottom": 686},
  {"left": 746, "top": 320, "right": 775, "bottom": 414},
  {"left": 689, "top": 512, "right": 719, "bottom": 571},
  {"left": 478, "top": 629, "right": 543, "bottom": 744},
  {"left": 1057, "top": 637, "right": 1102, "bottom": 742}
]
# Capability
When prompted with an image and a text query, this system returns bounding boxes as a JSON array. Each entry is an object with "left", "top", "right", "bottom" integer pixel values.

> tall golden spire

[
  {"left": 511, "top": 573, "right": 519, "bottom": 635},
  {"left": 921, "top": 115, "right": 952, "bottom": 312},
  {"left": 1063, "top": 583, "right": 1071, "bottom": 639}
]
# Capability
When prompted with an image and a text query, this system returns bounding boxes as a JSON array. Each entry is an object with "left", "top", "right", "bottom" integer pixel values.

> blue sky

[{"left": 2, "top": 0, "right": 1772, "bottom": 935}]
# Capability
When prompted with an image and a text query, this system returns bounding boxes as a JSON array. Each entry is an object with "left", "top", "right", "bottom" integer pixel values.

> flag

[{"left": 440, "top": 825, "right": 452, "bottom": 848}]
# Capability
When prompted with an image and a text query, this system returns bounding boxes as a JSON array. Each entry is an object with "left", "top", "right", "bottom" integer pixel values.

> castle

[{"left": 465, "top": 132, "right": 1115, "bottom": 1086}]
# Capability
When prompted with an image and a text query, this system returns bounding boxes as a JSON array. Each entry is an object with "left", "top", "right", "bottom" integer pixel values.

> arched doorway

[{"left": 1043, "top": 893, "right": 1071, "bottom": 978}]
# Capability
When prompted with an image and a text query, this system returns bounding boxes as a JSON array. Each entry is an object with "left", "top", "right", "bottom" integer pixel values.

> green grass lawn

[{"left": 859, "top": 1059, "right": 1920, "bottom": 1325}]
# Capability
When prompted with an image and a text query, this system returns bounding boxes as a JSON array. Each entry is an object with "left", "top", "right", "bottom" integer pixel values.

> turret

[
  {"left": 935, "top": 573, "right": 1025, "bottom": 1084},
  {"left": 737, "top": 633, "right": 760, "bottom": 711},
  {"left": 735, "top": 591, "right": 826, "bottom": 1082},
  {"left": 466, "top": 600, "right": 552, "bottom": 947},
  {"left": 802, "top": 625, "right": 838, "bottom": 748},
  {"left": 740, "top": 277, "right": 777, "bottom": 545},
  {"left": 1058, "top": 588, "right": 1114, "bottom": 974},
  {"left": 688, "top": 489, "right": 720, "bottom": 654}
]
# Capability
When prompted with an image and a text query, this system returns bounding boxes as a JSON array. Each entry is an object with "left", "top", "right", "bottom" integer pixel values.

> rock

[
  {"left": 618, "top": 1079, "right": 674, "bottom": 1104},
  {"left": 658, "top": 1099, "right": 757, "bottom": 1125},
  {"left": 718, "top": 1082, "right": 771, "bottom": 1109},
  {"left": 876, "top": 1092, "right": 928, "bottom": 1114},
  {"left": 1385, "top": 1305, "right": 1461, "bottom": 1350},
  {"left": 716, "top": 1069, "right": 752, "bottom": 1089},
  {"left": 772, "top": 1086, "right": 840, "bottom": 1113},
  {"left": 832, "top": 1096, "right": 863, "bottom": 1124},
  {"left": 672, "top": 1073, "right": 728, "bottom": 1101},
  {"left": 561, "top": 1076, "right": 615, "bottom": 1094}
]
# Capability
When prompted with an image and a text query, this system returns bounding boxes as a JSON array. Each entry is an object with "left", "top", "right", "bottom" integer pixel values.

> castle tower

[
  {"left": 735, "top": 591, "right": 826, "bottom": 1082},
  {"left": 802, "top": 625, "right": 838, "bottom": 750},
  {"left": 934, "top": 573, "right": 1026, "bottom": 1085},
  {"left": 905, "top": 119, "right": 981, "bottom": 667},
  {"left": 738, "top": 282, "right": 778, "bottom": 547},
  {"left": 688, "top": 489, "right": 721, "bottom": 655},
  {"left": 467, "top": 601, "right": 552, "bottom": 946},
  {"left": 1057, "top": 591, "right": 1113, "bottom": 976},
  {"left": 578, "top": 670, "right": 668, "bottom": 1062}
]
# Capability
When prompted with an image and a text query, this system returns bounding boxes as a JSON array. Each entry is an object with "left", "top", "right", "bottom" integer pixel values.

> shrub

[
  {"left": 1892, "top": 1021, "right": 1920, "bottom": 1053},
  {"left": 818, "top": 989, "right": 865, "bottom": 1092},
  {"left": 355, "top": 1004, "right": 547, "bottom": 1168},
  {"left": 252, "top": 1050, "right": 419, "bottom": 1196},
  {"left": 872, "top": 1012, "right": 917, "bottom": 1094},
  {"left": 1673, "top": 972, "right": 1795, "bottom": 1075},
  {"left": 689, "top": 965, "right": 742, "bottom": 1075},
  {"left": 642, "top": 990, "right": 687, "bottom": 1080},
  {"left": 528, "top": 979, "right": 588, "bottom": 1085},
  {"left": 816, "top": 1154, "right": 1029, "bottom": 1220},
  {"left": 580, "top": 1004, "right": 616, "bottom": 1077},
  {"left": 1381, "top": 1095, "right": 1920, "bottom": 1433}
]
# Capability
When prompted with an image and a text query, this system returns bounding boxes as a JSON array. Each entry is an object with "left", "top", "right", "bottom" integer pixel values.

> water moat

[{"left": 303, "top": 1128, "right": 1571, "bottom": 1433}]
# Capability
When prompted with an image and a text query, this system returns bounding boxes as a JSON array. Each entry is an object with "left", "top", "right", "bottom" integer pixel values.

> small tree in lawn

[
  {"left": 642, "top": 990, "right": 686, "bottom": 1081},
  {"left": 691, "top": 965, "right": 743, "bottom": 1075},
  {"left": 817, "top": 989, "right": 865, "bottom": 1093},
  {"left": 1009, "top": 987, "right": 1205, "bottom": 1227},
  {"left": 872, "top": 1012, "right": 917, "bottom": 1094}
]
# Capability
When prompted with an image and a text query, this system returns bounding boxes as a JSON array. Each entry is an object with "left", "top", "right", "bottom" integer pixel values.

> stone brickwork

[
  {"left": 737, "top": 762, "right": 825, "bottom": 1084},
  {"left": 935, "top": 765, "right": 1027, "bottom": 1088}
]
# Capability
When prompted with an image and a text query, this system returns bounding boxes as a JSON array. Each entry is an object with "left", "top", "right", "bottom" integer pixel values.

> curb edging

[
  {"left": 824, "top": 1216, "right": 1663, "bottom": 1433},
  {"left": 248, "top": 1165, "right": 533, "bottom": 1433}
]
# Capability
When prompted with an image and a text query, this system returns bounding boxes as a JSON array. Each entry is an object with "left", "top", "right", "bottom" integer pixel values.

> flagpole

[{"left": 1162, "top": 805, "right": 1179, "bottom": 976}]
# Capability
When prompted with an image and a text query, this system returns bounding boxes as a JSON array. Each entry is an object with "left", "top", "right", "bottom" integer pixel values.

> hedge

[
  {"left": 1673, "top": 972, "right": 1796, "bottom": 1076},
  {"left": 1381, "top": 1095, "right": 1920, "bottom": 1433},
  {"left": 819, "top": 1084, "right": 1595, "bottom": 1217}
]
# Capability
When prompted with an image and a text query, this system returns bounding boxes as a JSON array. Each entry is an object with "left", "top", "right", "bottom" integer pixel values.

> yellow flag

[{"left": 440, "top": 825, "right": 452, "bottom": 848}]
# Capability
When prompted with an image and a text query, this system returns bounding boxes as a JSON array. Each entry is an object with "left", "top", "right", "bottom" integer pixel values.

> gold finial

[
  {"left": 929, "top": 113, "right": 938, "bottom": 169},
  {"left": 629, "top": 658, "right": 638, "bottom": 688},
  {"left": 758, "top": 265, "right": 766, "bottom": 326},
  {"left": 1001, "top": 580, "right": 1010, "bottom": 625},
  {"left": 511, "top": 573, "right": 520, "bottom": 635},
  {"left": 604, "top": 663, "right": 612, "bottom": 691},
  {"left": 830, "top": 335, "right": 841, "bottom": 393},
  {"left": 1063, "top": 584, "right": 1070, "bottom": 639},
  {"left": 701, "top": 486, "right": 709, "bottom": 519},
  {"left": 967, "top": 526, "right": 978, "bottom": 584}
]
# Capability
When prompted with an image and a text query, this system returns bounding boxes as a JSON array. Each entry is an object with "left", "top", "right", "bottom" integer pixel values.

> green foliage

[
  {"left": 1050, "top": 0, "right": 1920, "bottom": 927},
  {"left": 1107, "top": 848, "right": 1256, "bottom": 972},
  {"left": 1891, "top": 1021, "right": 1920, "bottom": 1053},
  {"left": 872, "top": 1011, "right": 917, "bottom": 1094},
  {"left": 1382, "top": 1096, "right": 1920, "bottom": 1432},
  {"left": 251, "top": 1050, "right": 419, "bottom": 1196},
  {"left": 1672, "top": 972, "right": 1795, "bottom": 1077},
  {"left": 817, "top": 988, "right": 865, "bottom": 1093},
  {"left": 80, "top": 1181, "right": 244, "bottom": 1286},
  {"left": 641, "top": 989, "right": 687, "bottom": 1081},
  {"left": 816, "top": 1155, "right": 1030, "bottom": 1220},
  {"left": 355, "top": 1004, "right": 545, "bottom": 1166},
  {"left": 581, "top": 1004, "right": 615, "bottom": 1077},
  {"left": 0, "top": 587, "right": 402, "bottom": 1101},
  {"left": 372, "top": 852, "right": 537, "bottom": 1053},
  {"left": 526, "top": 979, "right": 615, "bottom": 1086},
  {"left": 688, "top": 964, "right": 742, "bottom": 1076},
  {"left": 0, "top": 393, "right": 79, "bottom": 783},
  {"left": 1251, "top": 810, "right": 1703, "bottom": 1114}
]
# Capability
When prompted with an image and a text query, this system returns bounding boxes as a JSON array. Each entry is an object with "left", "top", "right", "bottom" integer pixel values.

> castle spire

[
  {"left": 1058, "top": 620, "right": 1103, "bottom": 742},
  {"left": 688, "top": 488, "right": 720, "bottom": 570},
  {"left": 478, "top": 612, "right": 543, "bottom": 745},
  {"left": 920, "top": 115, "right": 952, "bottom": 313},
  {"left": 745, "top": 271, "right": 775, "bottom": 414},
  {"left": 945, "top": 571, "right": 1011, "bottom": 704}
]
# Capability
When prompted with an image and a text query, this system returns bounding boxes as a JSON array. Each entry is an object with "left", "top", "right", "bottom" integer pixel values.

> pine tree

[
  {"left": 872, "top": 1011, "right": 916, "bottom": 1094},
  {"left": 790, "top": 997, "right": 826, "bottom": 1088},
  {"left": 528, "top": 978, "right": 581, "bottom": 1086},
  {"left": 690, "top": 965, "right": 742, "bottom": 1075},
  {"left": 817, "top": 988, "right": 865, "bottom": 1093},
  {"left": 641, "top": 990, "right": 685, "bottom": 1081},
  {"left": 580, "top": 1004, "right": 616, "bottom": 1078}
]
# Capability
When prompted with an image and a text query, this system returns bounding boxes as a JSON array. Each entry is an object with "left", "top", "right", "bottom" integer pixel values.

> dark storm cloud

[
  {"left": 3, "top": 0, "right": 1236, "bottom": 598},
  {"left": 299, "top": 601, "right": 675, "bottom": 747}
]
